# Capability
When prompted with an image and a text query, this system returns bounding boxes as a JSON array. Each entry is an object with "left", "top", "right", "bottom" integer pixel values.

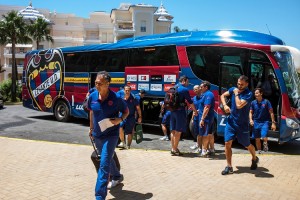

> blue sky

[{"left": 1, "top": 0, "right": 300, "bottom": 49}]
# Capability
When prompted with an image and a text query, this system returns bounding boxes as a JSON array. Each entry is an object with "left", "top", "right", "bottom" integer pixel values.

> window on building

[{"left": 140, "top": 20, "right": 146, "bottom": 32}]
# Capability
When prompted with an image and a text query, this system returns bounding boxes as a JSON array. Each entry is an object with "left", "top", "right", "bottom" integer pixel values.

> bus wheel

[{"left": 54, "top": 101, "right": 70, "bottom": 122}]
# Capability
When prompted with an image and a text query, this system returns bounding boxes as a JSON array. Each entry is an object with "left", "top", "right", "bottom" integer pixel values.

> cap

[{"left": 140, "top": 89, "right": 146, "bottom": 94}]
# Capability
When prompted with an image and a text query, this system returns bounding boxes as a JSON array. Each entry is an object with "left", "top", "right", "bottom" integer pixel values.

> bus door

[
  {"left": 217, "top": 62, "right": 243, "bottom": 136},
  {"left": 249, "top": 61, "right": 280, "bottom": 139}
]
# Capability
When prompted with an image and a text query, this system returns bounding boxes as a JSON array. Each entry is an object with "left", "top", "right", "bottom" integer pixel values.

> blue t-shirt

[
  {"left": 116, "top": 90, "right": 139, "bottom": 118},
  {"left": 199, "top": 90, "right": 215, "bottom": 122},
  {"left": 87, "top": 89, "right": 128, "bottom": 137},
  {"left": 228, "top": 87, "right": 253, "bottom": 126},
  {"left": 134, "top": 94, "right": 141, "bottom": 104},
  {"left": 250, "top": 99, "right": 272, "bottom": 122},
  {"left": 176, "top": 83, "right": 193, "bottom": 110},
  {"left": 192, "top": 95, "right": 202, "bottom": 120}
]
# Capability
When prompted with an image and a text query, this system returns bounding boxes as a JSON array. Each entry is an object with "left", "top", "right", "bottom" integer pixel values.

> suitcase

[{"left": 90, "top": 136, "right": 121, "bottom": 173}]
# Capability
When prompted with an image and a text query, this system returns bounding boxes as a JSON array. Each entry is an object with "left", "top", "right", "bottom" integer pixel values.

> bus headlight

[{"left": 286, "top": 118, "right": 300, "bottom": 129}]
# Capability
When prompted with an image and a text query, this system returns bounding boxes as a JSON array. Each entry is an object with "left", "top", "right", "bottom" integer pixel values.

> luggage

[
  {"left": 90, "top": 136, "right": 121, "bottom": 173},
  {"left": 134, "top": 124, "right": 143, "bottom": 144}
]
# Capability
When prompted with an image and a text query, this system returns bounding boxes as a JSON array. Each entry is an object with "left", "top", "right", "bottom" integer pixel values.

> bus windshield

[{"left": 274, "top": 51, "right": 300, "bottom": 108}]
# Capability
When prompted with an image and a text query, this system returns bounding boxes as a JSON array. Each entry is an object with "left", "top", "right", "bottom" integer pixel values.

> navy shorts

[
  {"left": 162, "top": 111, "right": 171, "bottom": 126},
  {"left": 199, "top": 120, "right": 214, "bottom": 136},
  {"left": 120, "top": 116, "right": 136, "bottom": 135},
  {"left": 252, "top": 121, "right": 269, "bottom": 138},
  {"left": 170, "top": 109, "right": 187, "bottom": 133},
  {"left": 224, "top": 122, "right": 250, "bottom": 147},
  {"left": 193, "top": 119, "right": 199, "bottom": 136}
]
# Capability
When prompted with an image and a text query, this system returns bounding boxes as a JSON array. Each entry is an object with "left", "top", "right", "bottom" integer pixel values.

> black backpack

[{"left": 164, "top": 87, "right": 180, "bottom": 111}]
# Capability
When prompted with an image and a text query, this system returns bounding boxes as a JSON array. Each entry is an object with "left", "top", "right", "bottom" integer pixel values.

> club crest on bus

[{"left": 26, "top": 49, "right": 64, "bottom": 111}]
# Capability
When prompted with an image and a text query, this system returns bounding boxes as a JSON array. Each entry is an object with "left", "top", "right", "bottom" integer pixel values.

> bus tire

[{"left": 54, "top": 100, "right": 70, "bottom": 122}]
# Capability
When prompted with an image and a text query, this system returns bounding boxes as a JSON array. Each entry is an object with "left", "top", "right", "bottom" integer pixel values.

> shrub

[{"left": 0, "top": 79, "right": 22, "bottom": 102}]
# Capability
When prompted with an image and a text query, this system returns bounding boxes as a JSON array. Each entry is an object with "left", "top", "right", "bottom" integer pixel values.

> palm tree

[
  {"left": 0, "top": 10, "right": 31, "bottom": 102},
  {"left": 28, "top": 17, "right": 53, "bottom": 49}
]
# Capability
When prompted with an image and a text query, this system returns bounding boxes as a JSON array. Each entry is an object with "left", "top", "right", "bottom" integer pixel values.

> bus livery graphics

[{"left": 26, "top": 49, "right": 64, "bottom": 111}]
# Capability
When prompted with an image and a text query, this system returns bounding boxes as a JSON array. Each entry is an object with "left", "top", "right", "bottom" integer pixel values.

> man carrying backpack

[{"left": 168, "top": 75, "right": 198, "bottom": 156}]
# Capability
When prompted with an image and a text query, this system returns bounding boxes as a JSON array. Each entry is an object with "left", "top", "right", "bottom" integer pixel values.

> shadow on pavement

[
  {"left": 109, "top": 183, "right": 153, "bottom": 200},
  {"left": 234, "top": 166, "right": 274, "bottom": 178}
]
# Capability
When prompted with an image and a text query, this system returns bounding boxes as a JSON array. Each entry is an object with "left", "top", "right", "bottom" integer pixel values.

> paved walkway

[{"left": 0, "top": 136, "right": 299, "bottom": 200}]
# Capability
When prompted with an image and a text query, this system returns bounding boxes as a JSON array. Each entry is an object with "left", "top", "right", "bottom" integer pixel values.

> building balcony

[
  {"left": 114, "top": 26, "right": 135, "bottom": 35},
  {"left": 3, "top": 52, "right": 27, "bottom": 59},
  {"left": 4, "top": 64, "right": 24, "bottom": 68},
  {"left": 84, "top": 36, "right": 101, "bottom": 44}
]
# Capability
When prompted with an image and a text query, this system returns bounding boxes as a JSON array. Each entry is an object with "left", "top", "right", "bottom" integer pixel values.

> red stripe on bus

[{"left": 177, "top": 46, "right": 189, "bottom": 67}]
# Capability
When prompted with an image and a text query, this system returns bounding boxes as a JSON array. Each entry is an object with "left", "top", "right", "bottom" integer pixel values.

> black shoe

[
  {"left": 221, "top": 166, "right": 233, "bottom": 175},
  {"left": 250, "top": 156, "right": 259, "bottom": 170},
  {"left": 171, "top": 150, "right": 176, "bottom": 155},
  {"left": 174, "top": 149, "right": 183, "bottom": 156}
]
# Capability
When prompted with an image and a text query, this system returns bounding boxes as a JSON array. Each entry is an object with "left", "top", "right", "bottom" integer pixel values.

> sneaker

[
  {"left": 221, "top": 166, "right": 233, "bottom": 175},
  {"left": 160, "top": 136, "right": 169, "bottom": 141},
  {"left": 250, "top": 156, "right": 259, "bottom": 170},
  {"left": 117, "top": 142, "right": 125, "bottom": 148},
  {"left": 126, "top": 145, "right": 130, "bottom": 149},
  {"left": 107, "top": 180, "right": 120, "bottom": 189},
  {"left": 194, "top": 148, "right": 202, "bottom": 153},
  {"left": 190, "top": 144, "right": 199, "bottom": 150},
  {"left": 209, "top": 149, "right": 215, "bottom": 156},
  {"left": 171, "top": 150, "right": 176, "bottom": 155},
  {"left": 257, "top": 150, "right": 262, "bottom": 154},
  {"left": 174, "top": 149, "right": 183, "bottom": 156},
  {"left": 201, "top": 149, "right": 209, "bottom": 157},
  {"left": 263, "top": 142, "right": 269, "bottom": 152}
]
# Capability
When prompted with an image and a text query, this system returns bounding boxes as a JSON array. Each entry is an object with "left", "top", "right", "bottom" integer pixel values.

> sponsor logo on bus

[
  {"left": 164, "top": 75, "right": 176, "bottom": 82},
  {"left": 138, "top": 83, "right": 149, "bottom": 91},
  {"left": 138, "top": 75, "right": 149, "bottom": 82},
  {"left": 150, "top": 84, "right": 162, "bottom": 91},
  {"left": 127, "top": 83, "right": 137, "bottom": 90},
  {"left": 127, "top": 75, "right": 137, "bottom": 82}
]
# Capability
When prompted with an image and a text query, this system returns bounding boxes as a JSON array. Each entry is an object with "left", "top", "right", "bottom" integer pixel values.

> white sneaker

[
  {"left": 263, "top": 142, "right": 269, "bottom": 152},
  {"left": 160, "top": 136, "right": 169, "bottom": 141},
  {"left": 118, "top": 142, "right": 125, "bottom": 148},
  {"left": 107, "top": 180, "right": 120, "bottom": 189},
  {"left": 190, "top": 144, "right": 198, "bottom": 150},
  {"left": 201, "top": 149, "right": 208, "bottom": 157}
]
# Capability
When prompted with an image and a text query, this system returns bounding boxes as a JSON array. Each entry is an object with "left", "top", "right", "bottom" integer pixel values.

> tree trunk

[{"left": 11, "top": 40, "right": 17, "bottom": 102}]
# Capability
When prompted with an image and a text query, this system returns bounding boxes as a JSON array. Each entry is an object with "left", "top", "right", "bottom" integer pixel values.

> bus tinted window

[
  {"left": 98, "top": 49, "right": 127, "bottom": 72},
  {"left": 128, "top": 46, "right": 178, "bottom": 66},
  {"left": 64, "top": 53, "right": 88, "bottom": 72},
  {"left": 187, "top": 46, "right": 247, "bottom": 85},
  {"left": 187, "top": 46, "right": 221, "bottom": 85}
]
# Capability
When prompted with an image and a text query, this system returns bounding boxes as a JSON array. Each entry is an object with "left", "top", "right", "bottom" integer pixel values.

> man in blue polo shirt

[
  {"left": 170, "top": 75, "right": 198, "bottom": 156},
  {"left": 198, "top": 81, "right": 215, "bottom": 157},
  {"left": 220, "top": 75, "right": 259, "bottom": 175},
  {"left": 190, "top": 85, "right": 202, "bottom": 152},
  {"left": 117, "top": 85, "right": 142, "bottom": 149},
  {"left": 88, "top": 71, "right": 129, "bottom": 199},
  {"left": 249, "top": 88, "right": 276, "bottom": 153}
]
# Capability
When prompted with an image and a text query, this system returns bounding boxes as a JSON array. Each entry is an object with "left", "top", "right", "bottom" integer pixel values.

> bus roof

[{"left": 59, "top": 30, "right": 286, "bottom": 53}]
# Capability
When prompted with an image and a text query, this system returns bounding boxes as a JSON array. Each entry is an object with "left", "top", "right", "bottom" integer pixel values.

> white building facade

[{"left": 0, "top": 2, "right": 173, "bottom": 82}]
